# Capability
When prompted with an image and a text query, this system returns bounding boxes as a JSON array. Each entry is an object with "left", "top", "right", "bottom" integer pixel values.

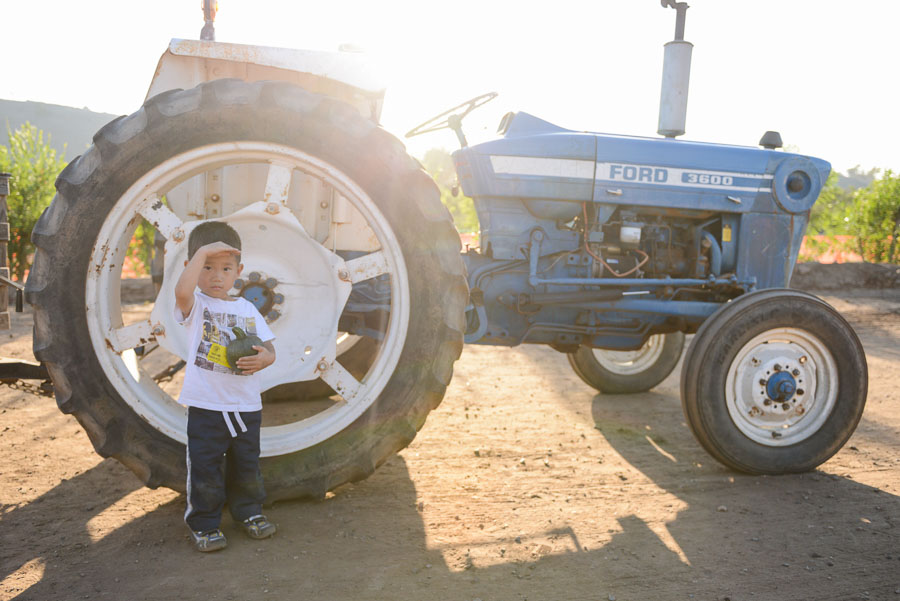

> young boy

[{"left": 174, "top": 221, "right": 277, "bottom": 552}]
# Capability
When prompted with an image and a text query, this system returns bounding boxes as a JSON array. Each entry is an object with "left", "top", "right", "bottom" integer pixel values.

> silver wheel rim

[
  {"left": 725, "top": 327, "right": 838, "bottom": 446},
  {"left": 592, "top": 334, "right": 666, "bottom": 375},
  {"left": 85, "top": 142, "right": 410, "bottom": 456}
]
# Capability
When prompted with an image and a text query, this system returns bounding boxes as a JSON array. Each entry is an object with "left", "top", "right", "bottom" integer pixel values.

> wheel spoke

[
  {"left": 263, "top": 162, "right": 293, "bottom": 206},
  {"left": 343, "top": 250, "right": 391, "bottom": 283},
  {"left": 317, "top": 359, "right": 362, "bottom": 401},
  {"left": 137, "top": 194, "right": 184, "bottom": 240},
  {"left": 109, "top": 320, "right": 154, "bottom": 353}
]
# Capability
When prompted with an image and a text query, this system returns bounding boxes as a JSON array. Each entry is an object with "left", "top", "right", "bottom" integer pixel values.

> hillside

[{"left": 0, "top": 99, "right": 118, "bottom": 159}]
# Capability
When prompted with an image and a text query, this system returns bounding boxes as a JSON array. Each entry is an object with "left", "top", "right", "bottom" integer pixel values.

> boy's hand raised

[{"left": 199, "top": 241, "right": 241, "bottom": 258}]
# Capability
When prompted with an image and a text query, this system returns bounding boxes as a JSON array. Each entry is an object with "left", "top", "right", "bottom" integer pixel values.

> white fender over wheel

[{"left": 27, "top": 80, "right": 468, "bottom": 500}]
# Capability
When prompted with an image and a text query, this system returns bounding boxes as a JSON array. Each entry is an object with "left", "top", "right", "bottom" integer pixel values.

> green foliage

[
  {"left": 802, "top": 171, "right": 856, "bottom": 261},
  {"left": 808, "top": 172, "right": 854, "bottom": 236},
  {"left": 0, "top": 123, "right": 67, "bottom": 280},
  {"left": 419, "top": 148, "right": 479, "bottom": 234},
  {"left": 850, "top": 169, "right": 900, "bottom": 263},
  {"left": 804, "top": 167, "right": 900, "bottom": 264}
]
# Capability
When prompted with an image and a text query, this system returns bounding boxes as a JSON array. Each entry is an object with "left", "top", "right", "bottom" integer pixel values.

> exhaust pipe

[{"left": 657, "top": 1, "right": 692, "bottom": 138}]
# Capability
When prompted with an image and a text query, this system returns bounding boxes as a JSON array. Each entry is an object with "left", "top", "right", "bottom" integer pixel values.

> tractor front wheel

[{"left": 680, "top": 289, "right": 867, "bottom": 474}]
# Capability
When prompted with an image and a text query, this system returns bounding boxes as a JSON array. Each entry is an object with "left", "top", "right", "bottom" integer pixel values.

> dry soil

[{"left": 1, "top": 289, "right": 899, "bottom": 601}]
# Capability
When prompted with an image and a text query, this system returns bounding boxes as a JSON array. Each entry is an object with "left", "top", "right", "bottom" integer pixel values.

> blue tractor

[
  {"left": 406, "top": 1, "right": 867, "bottom": 475},
  {"left": 29, "top": 2, "right": 866, "bottom": 500}
]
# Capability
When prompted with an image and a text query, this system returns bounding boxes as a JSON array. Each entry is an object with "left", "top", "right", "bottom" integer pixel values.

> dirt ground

[{"left": 1, "top": 289, "right": 899, "bottom": 601}]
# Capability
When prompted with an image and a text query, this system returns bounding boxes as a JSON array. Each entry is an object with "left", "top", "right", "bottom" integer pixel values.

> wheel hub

[
  {"left": 765, "top": 370, "right": 797, "bottom": 403},
  {"left": 726, "top": 328, "right": 837, "bottom": 446},
  {"left": 752, "top": 357, "right": 808, "bottom": 414},
  {"left": 233, "top": 272, "right": 285, "bottom": 321}
]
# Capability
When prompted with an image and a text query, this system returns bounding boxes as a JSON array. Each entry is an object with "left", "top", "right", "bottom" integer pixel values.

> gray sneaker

[
  {"left": 240, "top": 514, "right": 277, "bottom": 539},
  {"left": 191, "top": 528, "right": 227, "bottom": 552}
]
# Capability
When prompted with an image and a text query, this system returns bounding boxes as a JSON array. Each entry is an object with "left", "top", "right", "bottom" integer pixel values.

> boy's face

[{"left": 194, "top": 252, "right": 243, "bottom": 300}]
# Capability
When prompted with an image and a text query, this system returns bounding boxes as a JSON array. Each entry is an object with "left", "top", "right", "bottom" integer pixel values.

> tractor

[{"left": 23, "top": 1, "right": 867, "bottom": 500}]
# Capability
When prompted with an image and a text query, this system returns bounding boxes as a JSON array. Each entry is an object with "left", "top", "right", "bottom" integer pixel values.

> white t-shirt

[{"left": 175, "top": 291, "right": 276, "bottom": 412}]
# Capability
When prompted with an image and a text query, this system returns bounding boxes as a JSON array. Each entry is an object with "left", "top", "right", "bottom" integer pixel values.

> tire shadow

[
  {"left": 586, "top": 388, "right": 900, "bottom": 600},
  {"left": 1, "top": 454, "right": 450, "bottom": 601}
]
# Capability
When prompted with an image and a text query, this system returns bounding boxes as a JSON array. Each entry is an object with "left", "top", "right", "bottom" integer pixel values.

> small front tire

[{"left": 680, "top": 289, "right": 867, "bottom": 474}]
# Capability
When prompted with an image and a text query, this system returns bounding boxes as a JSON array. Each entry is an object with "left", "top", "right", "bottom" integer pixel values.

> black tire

[
  {"left": 680, "top": 289, "right": 867, "bottom": 474},
  {"left": 567, "top": 332, "right": 685, "bottom": 394},
  {"left": 27, "top": 79, "right": 468, "bottom": 501}
]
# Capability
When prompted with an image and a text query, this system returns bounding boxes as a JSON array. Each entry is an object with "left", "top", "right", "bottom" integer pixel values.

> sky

[{"left": 2, "top": 0, "right": 898, "bottom": 175}]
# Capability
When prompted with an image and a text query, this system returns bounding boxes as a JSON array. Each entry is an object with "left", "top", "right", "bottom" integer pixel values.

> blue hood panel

[{"left": 454, "top": 112, "right": 831, "bottom": 216}]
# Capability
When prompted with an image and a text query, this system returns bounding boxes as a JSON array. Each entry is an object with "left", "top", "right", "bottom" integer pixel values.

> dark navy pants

[{"left": 185, "top": 407, "right": 265, "bottom": 532}]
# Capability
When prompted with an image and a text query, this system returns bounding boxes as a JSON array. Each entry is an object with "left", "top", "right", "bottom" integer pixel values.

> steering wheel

[{"left": 405, "top": 92, "right": 498, "bottom": 141}]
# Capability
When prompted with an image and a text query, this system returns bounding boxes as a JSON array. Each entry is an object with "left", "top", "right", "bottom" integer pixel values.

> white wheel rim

[
  {"left": 85, "top": 142, "right": 410, "bottom": 456},
  {"left": 725, "top": 327, "right": 838, "bottom": 447},
  {"left": 592, "top": 334, "right": 666, "bottom": 375}
]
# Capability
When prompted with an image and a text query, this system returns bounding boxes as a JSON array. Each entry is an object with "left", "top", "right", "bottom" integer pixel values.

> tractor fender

[{"left": 146, "top": 39, "right": 385, "bottom": 123}]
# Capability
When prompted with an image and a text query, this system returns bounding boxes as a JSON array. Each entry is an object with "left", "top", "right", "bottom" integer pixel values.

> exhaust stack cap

[{"left": 759, "top": 131, "right": 784, "bottom": 149}]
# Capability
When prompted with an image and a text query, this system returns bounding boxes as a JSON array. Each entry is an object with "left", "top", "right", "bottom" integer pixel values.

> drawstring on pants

[{"left": 222, "top": 411, "right": 248, "bottom": 438}]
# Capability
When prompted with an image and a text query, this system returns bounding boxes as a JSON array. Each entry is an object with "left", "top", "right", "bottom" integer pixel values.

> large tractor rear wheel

[{"left": 27, "top": 80, "right": 467, "bottom": 500}]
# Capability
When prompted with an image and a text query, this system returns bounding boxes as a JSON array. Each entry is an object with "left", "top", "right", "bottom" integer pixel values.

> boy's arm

[
  {"left": 174, "top": 242, "right": 240, "bottom": 317},
  {"left": 235, "top": 340, "right": 275, "bottom": 375}
]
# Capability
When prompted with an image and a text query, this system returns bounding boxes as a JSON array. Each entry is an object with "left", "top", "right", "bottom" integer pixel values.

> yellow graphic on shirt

[
  {"left": 194, "top": 306, "right": 259, "bottom": 376},
  {"left": 206, "top": 343, "right": 231, "bottom": 368}
]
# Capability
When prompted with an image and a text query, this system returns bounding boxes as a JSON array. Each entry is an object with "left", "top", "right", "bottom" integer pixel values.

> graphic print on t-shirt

[{"left": 194, "top": 307, "right": 260, "bottom": 376}]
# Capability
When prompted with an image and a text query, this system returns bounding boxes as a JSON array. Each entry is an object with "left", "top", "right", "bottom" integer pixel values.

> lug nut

[
  {"left": 249, "top": 272, "right": 261, "bottom": 282},
  {"left": 759, "top": 379, "right": 767, "bottom": 386},
  {"left": 266, "top": 310, "right": 281, "bottom": 322},
  {"left": 273, "top": 293, "right": 284, "bottom": 304},
  {"left": 796, "top": 388, "right": 804, "bottom": 396},
  {"left": 799, "top": 356, "right": 807, "bottom": 364},
  {"left": 781, "top": 402, "right": 790, "bottom": 410},
  {"left": 792, "top": 368, "right": 800, "bottom": 376},
  {"left": 796, "top": 406, "right": 806, "bottom": 415},
  {"left": 763, "top": 399, "right": 772, "bottom": 406},
  {"left": 264, "top": 278, "right": 278, "bottom": 289},
  {"left": 233, "top": 278, "right": 244, "bottom": 289},
  {"left": 773, "top": 364, "right": 782, "bottom": 372}
]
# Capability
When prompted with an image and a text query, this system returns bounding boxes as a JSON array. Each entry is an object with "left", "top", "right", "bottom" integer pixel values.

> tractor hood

[{"left": 453, "top": 112, "right": 831, "bottom": 216}]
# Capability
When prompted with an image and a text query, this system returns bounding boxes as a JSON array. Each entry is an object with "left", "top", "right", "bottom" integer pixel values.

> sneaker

[
  {"left": 240, "top": 514, "right": 277, "bottom": 539},
  {"left": 190, "top": 528, "right": 227, "bottom": 552}
]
